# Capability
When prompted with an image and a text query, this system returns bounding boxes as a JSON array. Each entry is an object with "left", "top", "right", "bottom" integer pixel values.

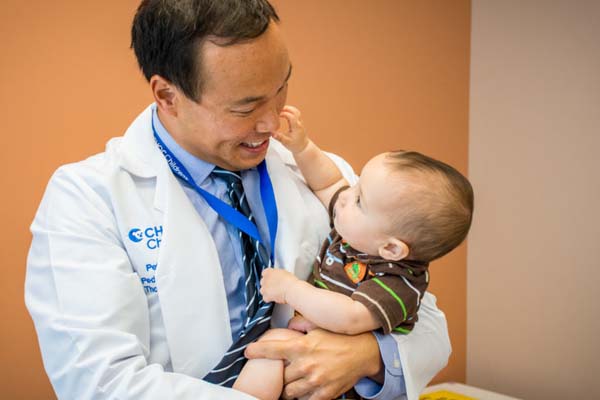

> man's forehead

[
  {"left": 198, "top": 22, "right": 290, "bottom": 103},
  {"left": 229, "top": 64, "right": 292, "bottom": 106}
]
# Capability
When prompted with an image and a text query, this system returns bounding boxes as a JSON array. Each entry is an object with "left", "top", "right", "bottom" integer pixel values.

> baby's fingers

[
  {"left": 281, "top": 105, "right": 301, "bottom": 117},
  {"left": 275, "top": 105, "right": 309, "bottom": 153},
  {"left": 280, "top": 106, "right": 302, "bottom": 130}
]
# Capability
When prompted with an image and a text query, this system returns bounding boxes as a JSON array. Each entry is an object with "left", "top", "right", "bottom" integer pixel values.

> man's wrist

[
  {"left": 354, "top": 331, "right": 408, "bottom": 399},
  {"left": 368, "top": 360, "right": 385, "bottom": 384},
  {"left": 360, "top": 332, "right": 384, "bottom": 381}
]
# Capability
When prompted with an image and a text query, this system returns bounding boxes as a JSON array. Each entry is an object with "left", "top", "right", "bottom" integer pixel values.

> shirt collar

[{"left": 152, "top": 104, "right": 214, "bottom": 184}]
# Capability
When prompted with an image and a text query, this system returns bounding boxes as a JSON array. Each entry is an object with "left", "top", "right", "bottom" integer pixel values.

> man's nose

[{"left": 255, "top": 105, "right": 280, "bottom": 133}]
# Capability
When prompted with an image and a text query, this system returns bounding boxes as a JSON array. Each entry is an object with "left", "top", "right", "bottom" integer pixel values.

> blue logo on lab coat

[
  {"left": 128, "top": 228, "right": 143, "bottom": 242},
  {"left": 128, "top": 226, "right": 163, "bottom": 249}
]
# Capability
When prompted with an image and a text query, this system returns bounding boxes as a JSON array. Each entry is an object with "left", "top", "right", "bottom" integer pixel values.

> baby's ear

[{"left": 378, "top": 237, "right": 410, "bottom": 261}]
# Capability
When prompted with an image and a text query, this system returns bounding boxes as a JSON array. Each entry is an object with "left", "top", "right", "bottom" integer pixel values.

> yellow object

[{"left": 420, "top": 390, "right": 477, "bottom": 400}]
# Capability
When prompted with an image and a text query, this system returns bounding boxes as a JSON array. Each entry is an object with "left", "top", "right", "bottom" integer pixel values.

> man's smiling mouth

[{"left": 242, "top": 140, "right": 266, "bottom": 148}]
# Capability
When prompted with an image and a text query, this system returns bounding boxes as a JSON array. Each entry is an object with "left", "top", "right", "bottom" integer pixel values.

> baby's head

[{"left": 333, "top": 151, "right": 474, "bottom": 262}]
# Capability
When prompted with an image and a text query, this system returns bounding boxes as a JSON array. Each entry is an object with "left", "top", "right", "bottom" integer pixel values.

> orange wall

[{"left": 1, "top": 1, "right": 470, "bottom": 397}]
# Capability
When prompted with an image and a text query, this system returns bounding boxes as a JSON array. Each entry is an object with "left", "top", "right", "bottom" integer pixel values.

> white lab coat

[{"left": 25, "top": 105, "right": 451, "bottom": 400}]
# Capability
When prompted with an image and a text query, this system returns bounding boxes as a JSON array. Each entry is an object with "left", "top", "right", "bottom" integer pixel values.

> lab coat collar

[
  {"left": 151, "top": 105, "right": 215, "bottom": 185},
  {"left": 113, "top": 104, "right": 168, "bottom": 212},
  {"left": 115, "top": 104, "right": 162, "bottom": 179}
]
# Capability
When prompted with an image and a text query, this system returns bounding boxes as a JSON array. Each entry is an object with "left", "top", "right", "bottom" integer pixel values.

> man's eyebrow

[{"left": 230, "top": 64, "right": 293, "bottom": 107}]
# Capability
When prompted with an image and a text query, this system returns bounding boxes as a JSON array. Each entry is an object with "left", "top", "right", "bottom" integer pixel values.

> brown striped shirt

[{"left": 309, "top": 188, "right": 430, "bottom": 334}]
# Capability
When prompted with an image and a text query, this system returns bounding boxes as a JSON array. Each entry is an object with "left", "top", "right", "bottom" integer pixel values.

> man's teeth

[{"left": 243, "top": 141, "right": 264, "bottom": 148}]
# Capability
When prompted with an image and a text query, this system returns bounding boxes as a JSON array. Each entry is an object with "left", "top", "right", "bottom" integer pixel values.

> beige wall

[
  {"left": 468, "top": 1, "right": 600, "bottom": 399},
  {"left": 1, "top": 1, "right": 470, "bottom": 397}
]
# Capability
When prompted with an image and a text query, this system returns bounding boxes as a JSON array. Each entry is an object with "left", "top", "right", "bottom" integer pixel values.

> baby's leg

[{"left": 233, "top": 328, "right": 303, "bottom": 400}]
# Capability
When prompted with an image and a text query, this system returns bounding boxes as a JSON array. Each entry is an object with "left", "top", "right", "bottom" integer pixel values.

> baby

[{"left": 233, "top": 106, "right": 474, "bottom": 399}]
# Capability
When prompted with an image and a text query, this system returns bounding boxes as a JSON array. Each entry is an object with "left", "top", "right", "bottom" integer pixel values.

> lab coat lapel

[
  {"left": 117, "top": 105, "right": 232, "bottom": 377},
  {"left": 155, "top": 164, "right": 232, "bottom": 377}
]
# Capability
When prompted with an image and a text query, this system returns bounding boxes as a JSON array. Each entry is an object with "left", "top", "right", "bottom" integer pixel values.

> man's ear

[
  {"left": 150, "top": 75, "right": 178, "bottom": 117},
  {"left": 378, "top": 237, "right": 410, "bottom": 261}
]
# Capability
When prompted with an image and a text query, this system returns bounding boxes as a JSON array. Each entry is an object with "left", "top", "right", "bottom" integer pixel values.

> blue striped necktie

[
  {"left": 211, "top": 167, "right": 270, "bottom": 319},
  {"left": 204, "top": 167, "right": 274, "bottom": 387}
]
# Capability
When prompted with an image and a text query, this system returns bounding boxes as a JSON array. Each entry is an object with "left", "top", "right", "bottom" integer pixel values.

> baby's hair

[{"left": 385, "top": 151, "right": 474, "bottom": 262}]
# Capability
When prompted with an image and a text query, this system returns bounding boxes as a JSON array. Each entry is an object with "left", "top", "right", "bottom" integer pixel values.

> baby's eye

[{"left": 356, "top": 195, "right": 361, "bottom": 207}]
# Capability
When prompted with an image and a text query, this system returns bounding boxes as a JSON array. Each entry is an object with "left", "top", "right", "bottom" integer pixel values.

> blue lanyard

[{"left": 151, "top": 117, "right": 278, "bottom": 265}]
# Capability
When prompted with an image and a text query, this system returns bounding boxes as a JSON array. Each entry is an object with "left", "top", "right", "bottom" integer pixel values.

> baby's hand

[
  {"left": 273, "top": 105, "right": 309, "bottom": 154},
  {"left": 260, "top": 268, "right": 300, "bottom": 304}
]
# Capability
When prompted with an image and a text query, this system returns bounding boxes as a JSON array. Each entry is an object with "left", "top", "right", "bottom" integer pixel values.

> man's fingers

[
  {"left": 283, "top": 366, "right": 341, "bottom": 400},
  {"left": 282, "top": 356, "right": 307, "bottom": 384},
  {"left": 244, "top": 339, "right": 293, "bottom": 360},
  {"left": 281, "top": 378, "right": 312, "bottom": 400},
  {"left": 307, "top": 387, "right": 338, "bottom": 400}
]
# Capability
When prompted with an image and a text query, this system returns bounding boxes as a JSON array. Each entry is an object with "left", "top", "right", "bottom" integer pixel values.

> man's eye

[{"left": 233, "top": 109, "right": 255, "bottom": 116}]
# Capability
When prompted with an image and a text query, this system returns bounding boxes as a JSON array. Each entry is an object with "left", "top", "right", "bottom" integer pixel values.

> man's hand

[
  {"left": 260, "top": 268, "right": 301, "bottom": 304},
  {"left": 245, "top": 328, "right": 382, "bottom": 400},
  {"left": 274, "top": 105, "right": 310, "bottom": 154}
]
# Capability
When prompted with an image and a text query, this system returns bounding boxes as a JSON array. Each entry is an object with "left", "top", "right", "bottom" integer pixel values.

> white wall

[{"left": 468, "top": 1, "right": 600, "bottom": 399}]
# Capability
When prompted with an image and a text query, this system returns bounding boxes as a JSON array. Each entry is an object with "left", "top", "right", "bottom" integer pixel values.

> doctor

[{"left": 25, "top": 1, "right": 451, "bottom": 399}]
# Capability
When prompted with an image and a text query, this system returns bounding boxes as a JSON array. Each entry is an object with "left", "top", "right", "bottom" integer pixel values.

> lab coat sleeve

[
  {"left": 324, "top": 152, "right": 452, "bottom": 400},
  {"left": 25, "top": 167, "right": 257, "bottom": 400},
  {"left": 324, "top": 150, "right": 360, "bottom": 186},
  {"left": 390, "top": 293, "right": 451, "bottom": 400}
]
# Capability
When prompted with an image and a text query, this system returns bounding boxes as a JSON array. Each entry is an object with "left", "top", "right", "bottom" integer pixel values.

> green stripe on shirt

[
  {"left": 372, "top": 277, "right": 407, "bottom": 321},
  {"left": 314, "top": 279, "right": 329, "bottom": 289}
]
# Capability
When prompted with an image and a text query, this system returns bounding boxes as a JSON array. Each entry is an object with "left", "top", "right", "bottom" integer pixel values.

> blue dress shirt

[{"left": 152, "top": 106, "right": 406, "bottom": 399}]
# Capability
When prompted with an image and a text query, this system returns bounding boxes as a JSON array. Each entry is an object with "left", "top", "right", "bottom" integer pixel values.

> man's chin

[{"left": 223, "top": 154, "right": 268, "bottom": 171}]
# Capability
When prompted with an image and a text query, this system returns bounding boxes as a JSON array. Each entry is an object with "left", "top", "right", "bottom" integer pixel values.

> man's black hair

[{"left": 131, "top": 0, "right": 279, "bottom": 101}]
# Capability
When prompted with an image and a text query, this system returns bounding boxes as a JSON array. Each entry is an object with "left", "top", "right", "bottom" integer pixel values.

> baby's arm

[
  {"left": 275, "top": 105, "right": 348, "bottom": 208},
  {"left": 260, "top": 269, "right": 380, "bottom": 335}
]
